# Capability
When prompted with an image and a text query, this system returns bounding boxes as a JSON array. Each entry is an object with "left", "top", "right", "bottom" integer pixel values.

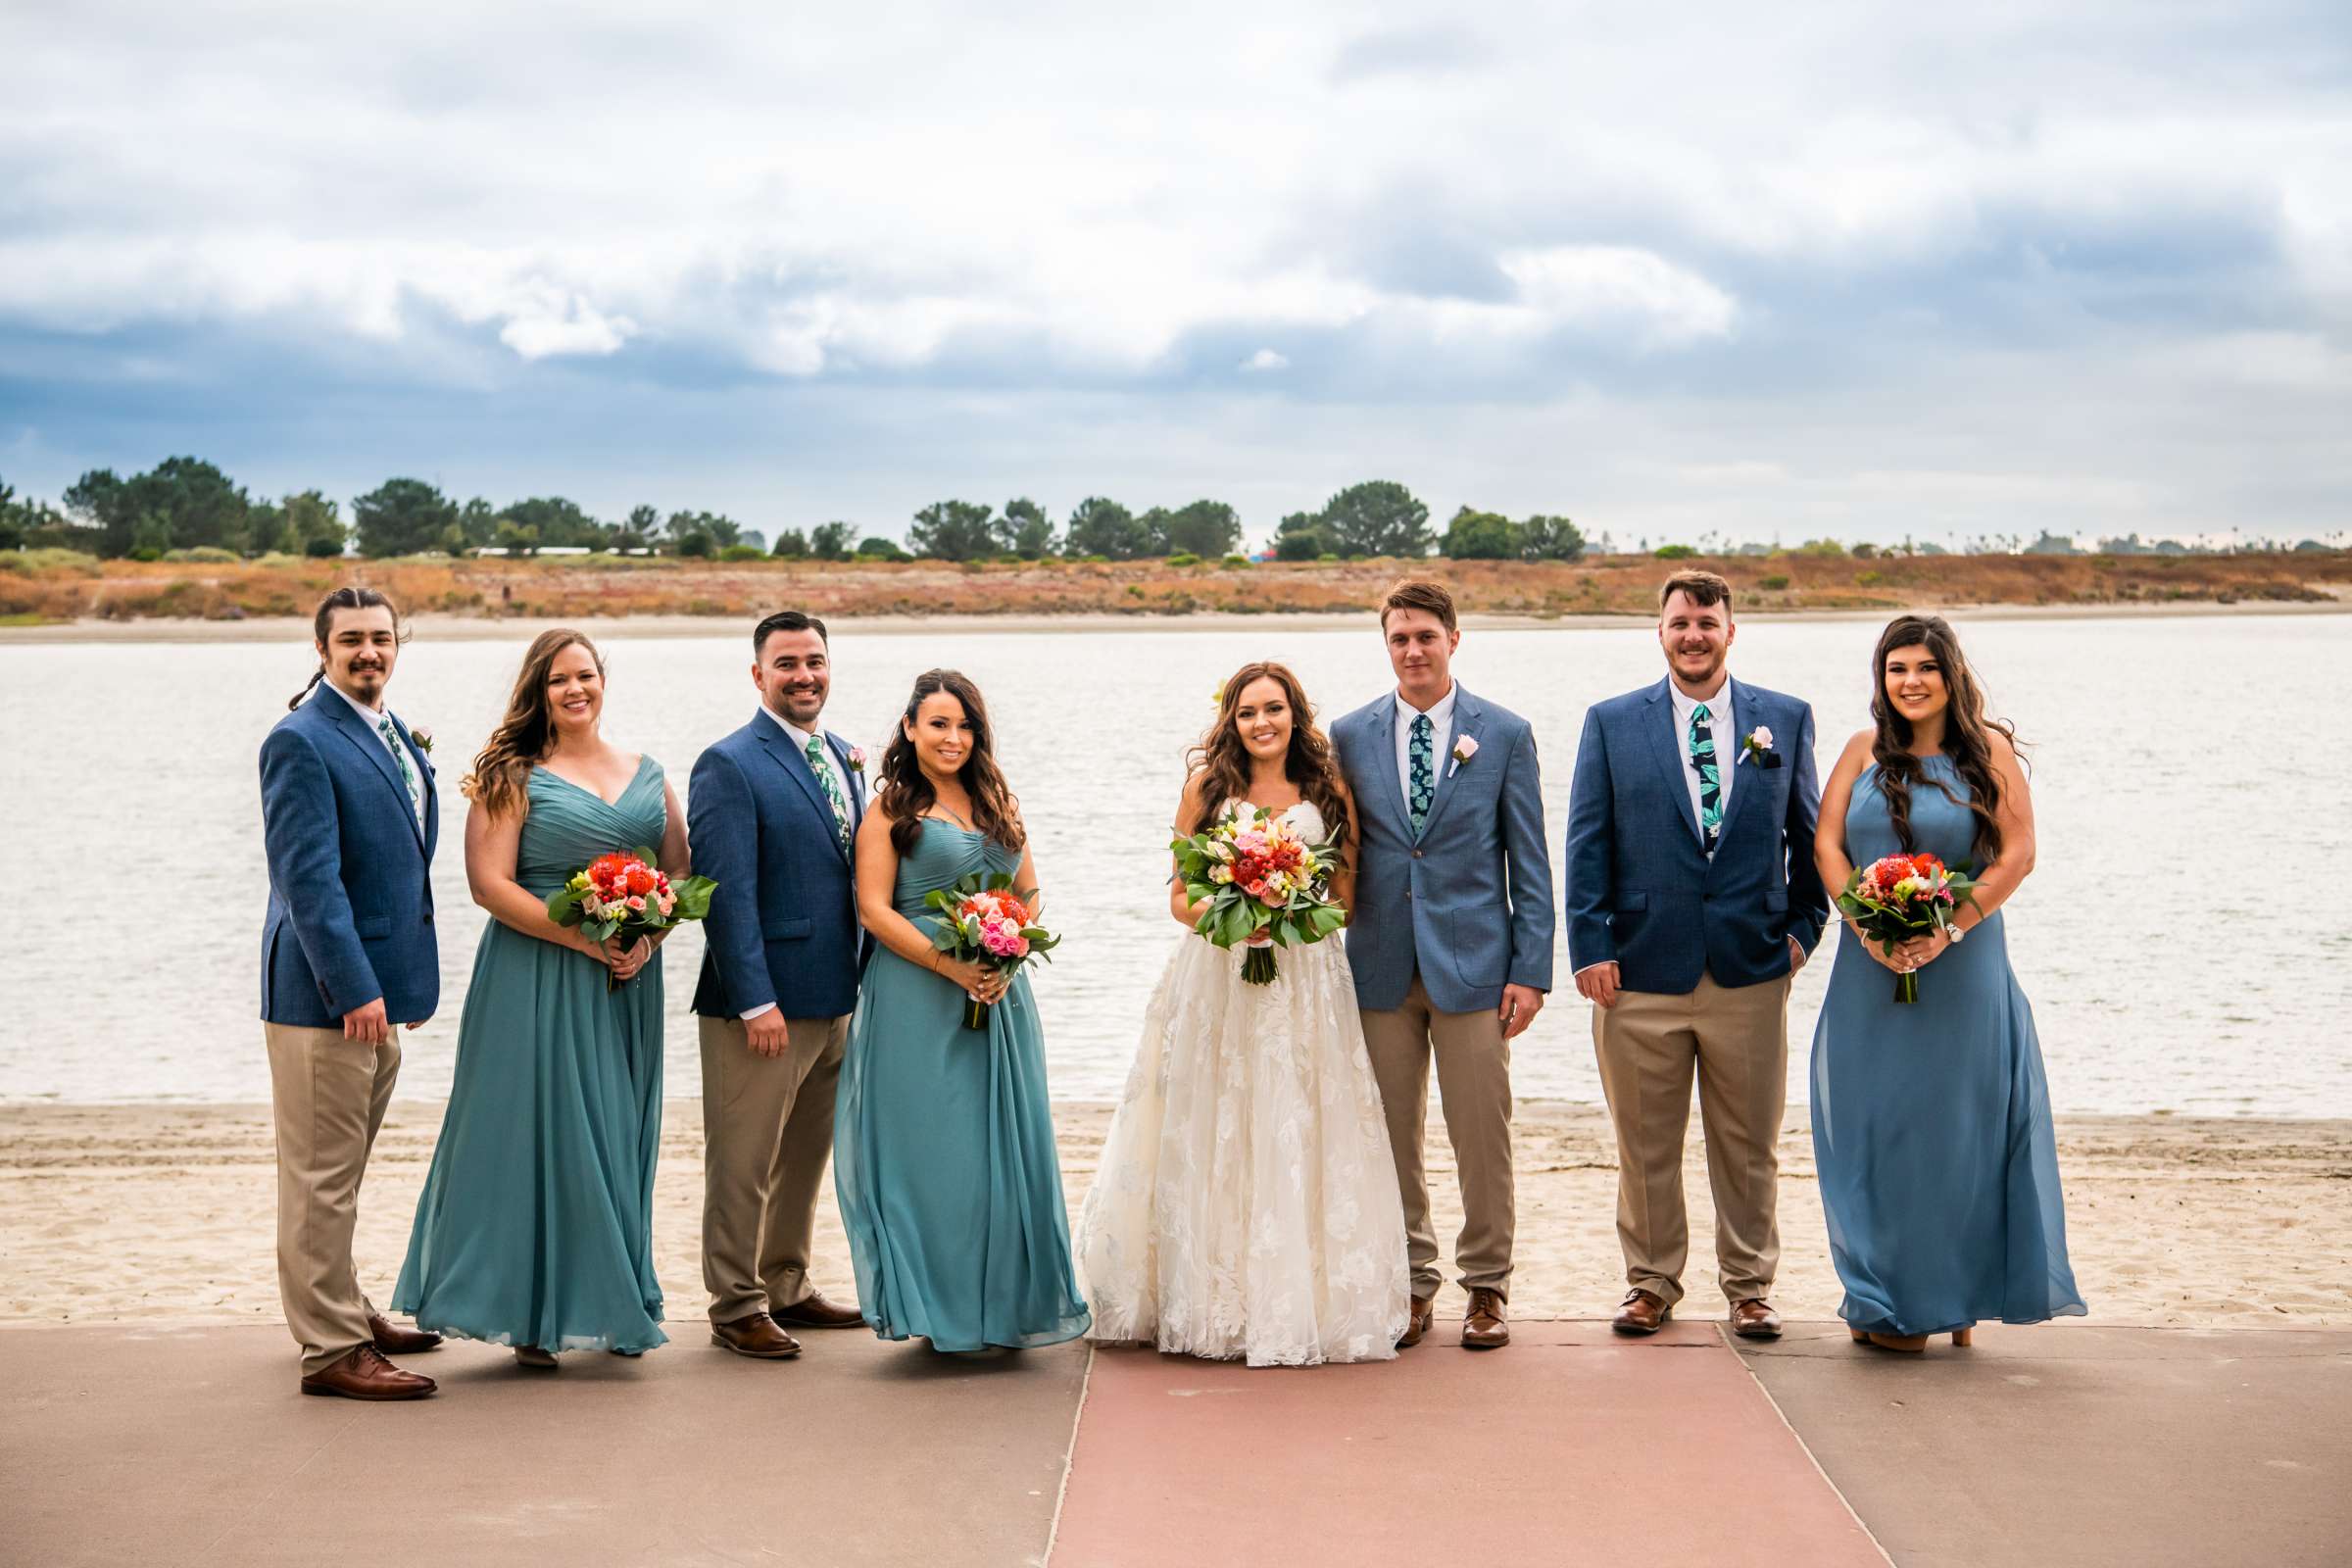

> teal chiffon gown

[
  {"left": 834, "top": 818, "right": 1090, "bottom": 1351},
  {"left": 392, "top": 759, "right": 668, "bottom": 1353},
  {"left": 1810, "top": 757, "right": 2085, "bottom": 1339}
]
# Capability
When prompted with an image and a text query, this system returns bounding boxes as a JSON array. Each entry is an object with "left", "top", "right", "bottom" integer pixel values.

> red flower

[{"left": 625, "top": 865, "right": 656, "bottom": 896}]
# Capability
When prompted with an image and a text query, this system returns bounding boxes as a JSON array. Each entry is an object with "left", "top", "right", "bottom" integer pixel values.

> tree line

[{"left": 0, "top": 459, "right": 1589, "bottom": 565}]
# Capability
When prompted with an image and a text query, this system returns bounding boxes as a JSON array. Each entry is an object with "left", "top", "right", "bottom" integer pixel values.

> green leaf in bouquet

[
  {"left": 671, "top": 875, "right": 716, "bottom": 920},
  {"left": 545, "top": 888, "right": 582, "bottom": 926}
]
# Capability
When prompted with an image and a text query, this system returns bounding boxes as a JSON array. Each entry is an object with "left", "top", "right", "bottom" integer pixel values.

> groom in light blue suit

[
  {"left": 1564, "top": 569, "right": 1830, "bottom": 1341},
  {"left": 1334, "top": 580, "right": 1554, "bottom": 1351},
  {"left": 690, "top": 610, "right": 872, "bottom": 1358}
]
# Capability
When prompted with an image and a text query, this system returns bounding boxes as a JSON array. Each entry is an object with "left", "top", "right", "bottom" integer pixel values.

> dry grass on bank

[{"left": 2, "top": 548, "right": 2347, "bottom": 626}]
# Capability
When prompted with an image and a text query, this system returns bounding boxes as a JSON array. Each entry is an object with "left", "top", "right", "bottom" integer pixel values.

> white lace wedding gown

[{"left": 1077, "top": 800, "right": 1410, "bottom": 1366}]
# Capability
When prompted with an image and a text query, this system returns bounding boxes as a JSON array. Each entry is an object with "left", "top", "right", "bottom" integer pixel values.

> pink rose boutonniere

[
  {"left": 846, "top": 745, "right": 867, "bottom": 773},
  {"left": 1448, "top": 734, "right": 1479, "bottom": 776},
  {"left": 1737, "top": 725, "right": 1779, "bottom": 768}
]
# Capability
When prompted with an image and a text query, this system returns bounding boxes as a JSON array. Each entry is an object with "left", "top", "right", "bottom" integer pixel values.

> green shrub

[
  {"left": 304, "top": 536, "right": 346, "bottom": 559},
  {"left": 1318, "top": 553, "right": 1341, "bottom": 563},
  {"left": 164, "top": 546, "right": 242, "bottom": 564},
  {"left": 1855, "top": 569, "right": 1884, "bottom": 587},
  {"left": 1167, "top": 551, "right": 1200, "bottom": 567},
  {"left": 0, "top": 548, "right": 103, "bottom": 576},
  {"left": 1653, "top": 543, "right": 1697, "bottom": 560},
  {"left": 1756, "top": 573, "right": 1790, "bottom": 591},
  {"left": 718, "top": 544, "right": 767, "bottom": 562},
  {"left": 1221, "top": 554, "right": 1250, "bottom": 568}
]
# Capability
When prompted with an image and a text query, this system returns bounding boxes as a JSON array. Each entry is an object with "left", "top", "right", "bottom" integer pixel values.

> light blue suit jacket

[{"left": 1333, "top": 685, "right": 1556, "bottom": 1013}]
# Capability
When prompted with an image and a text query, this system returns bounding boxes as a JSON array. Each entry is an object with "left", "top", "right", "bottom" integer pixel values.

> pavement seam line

[
  {"left": 1718, "top": 1322, "right": 1895, "bottom": 1567},
  {"left": 193, "top": 1403, "right": 357, "bottom": 1561},
  {"left": 1041, "top": 1342, "right": 1097, "bottom": 1566}
]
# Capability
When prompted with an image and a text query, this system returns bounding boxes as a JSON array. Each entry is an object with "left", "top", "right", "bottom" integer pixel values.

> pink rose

[
  {"left": 625, "top": 894, "right": 648, "bottom": 912},
  {"left": 847, "top": 745, "right": 867, "bottom": 772},
  {"left": 1450, "top": 733, "right": 1479, "bottom": 764}
]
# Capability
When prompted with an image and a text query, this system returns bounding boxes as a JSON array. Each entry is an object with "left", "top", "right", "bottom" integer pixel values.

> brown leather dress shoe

[
  {"left": 1397, "top": 1295, "right": 1435, "bottom": 1348},
  {"left": 1729, "top": 1298, "right": 1783, "bottom": 1339},
  {"left": 368, "top": 1311, "right": 442, "bottom": 1355},
  {"left": 772, "top": 1291, "right": 865, "bottom": 1330},
  {"left": 1611, "top": 1289, "right": 1671, "bottom": 1335},
  {"left": 1462, "top": 1288, "right": 1509, "bottom": 1350},
  {"left": 299, "top": 1346, "right": 436, "bottom": 1400},
  {"left": 710, "top": 1312, "right": 804, "bottom": 1359}
]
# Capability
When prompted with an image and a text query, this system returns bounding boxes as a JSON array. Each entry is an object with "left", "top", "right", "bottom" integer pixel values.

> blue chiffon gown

[
  {"left": 834, "top": 818, "right": 1090, "bottom": 1351},
  {"left": 392, "top": 760, "right": 668, "bottom": 1353},
  {"left": 1811, "top": 756, "right": 2086, "bottom": 1339}
]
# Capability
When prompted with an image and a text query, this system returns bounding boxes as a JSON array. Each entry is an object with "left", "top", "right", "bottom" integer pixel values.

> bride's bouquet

[
  {"left": 1169, "top": 806, "right": 1347, "bottom": 985},
  {"left": 1836, "top": 852, "right": 1979, "bottom": 1004},
  {"left": 547, "top": 849, "right": 716, "bottom": 991},
  {"left": 924, "top": 873, "right": 1062, "bottom": 1030}
]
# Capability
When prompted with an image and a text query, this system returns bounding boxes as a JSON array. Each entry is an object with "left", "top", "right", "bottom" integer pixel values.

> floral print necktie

[
  {"left": 376, "top": 714, "right": 423, "bottom": 823},
  {"left": 1690, "top": 702, "right": 1722, "bottom": 852},
  {"left": 806, "top": 735, "right": 852, "bottom": 853},
  {"left": 1408, "top": 712, "right": 1436, "bottom": 836}
]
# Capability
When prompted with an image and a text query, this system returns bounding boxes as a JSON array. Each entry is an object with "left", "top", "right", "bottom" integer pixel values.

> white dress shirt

[
  {"left": 1392, "top": 682, "right": 1459, "bottom": 804},
  {"left": 742, "top": 707, "right": 853, "bottom": 1022},
  {"left": 1668, "top": 676, "right": 1734, "bottom": 843},
  {"left": 321, "top": 677, "right": 423, "bottom": 824}
]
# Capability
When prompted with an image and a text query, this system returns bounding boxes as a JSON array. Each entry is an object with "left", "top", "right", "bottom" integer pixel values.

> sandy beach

[{"left": 4, "top": 1100, "right": 2344, "bottom": 1332}]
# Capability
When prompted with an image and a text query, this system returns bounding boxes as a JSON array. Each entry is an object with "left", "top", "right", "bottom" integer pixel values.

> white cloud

[{"left": 1241, "top": 348, "right": 1290, "bottom": 372}]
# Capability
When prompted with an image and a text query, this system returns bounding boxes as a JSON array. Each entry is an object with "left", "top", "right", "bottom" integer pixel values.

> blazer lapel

[
  {"left": 1414, "top": 686, "right": 1478, "bottom": 842},
  {"left": 390, "top": 714, "right": 438, "bottom": 858},
  {"left": 759, "top": 718, "right": 850, "bottom": 862},
  {"left": 1712, "top": 677, "right": 1766, "bottom": 849},
  {"left": 322, "top": 694, "right": 426, "bottom": 854},
  {"left": 1361, "top": 694, "right": 1413, "bottom": 840},
  {"left": 1642, "top": 679, "right": 1704, "bottom": 847},
  {"left": 826, "top": 732, "right": 866, "bottom": 832}
]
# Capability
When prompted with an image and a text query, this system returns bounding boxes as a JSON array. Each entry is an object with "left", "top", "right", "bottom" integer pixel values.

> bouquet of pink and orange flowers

[
  {"left": 1169, "top": 806, "right": 1348, "bottom": 985},
  {"left": 1836, "top": 852, "right": 1979, "bottom": 1004},
  {"left": 546, "top": 849, "right": 716, "bottom": 991},
  {"left": 924, "top": 872, "right": 1061, "bottom": 1030}
]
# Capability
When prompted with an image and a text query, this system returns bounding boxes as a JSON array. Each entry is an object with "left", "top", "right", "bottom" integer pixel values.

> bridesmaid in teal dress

[
  {"left": 835, "top": 669, "right": 1090, "bottom": 1352},
  {"left": 394, "top": 630, "right": 688, "bottom": 1366},
  {"left": 1810, "top": 615, "right": 2084, "bottom": 1352}
]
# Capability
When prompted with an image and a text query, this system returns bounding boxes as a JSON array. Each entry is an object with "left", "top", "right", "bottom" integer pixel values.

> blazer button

[
  {"left": 1411, "top": 849, "right": 1423, "bottom": 859},
  {"left": 422, "top": 912, "right": 433, "bottom": 924}
]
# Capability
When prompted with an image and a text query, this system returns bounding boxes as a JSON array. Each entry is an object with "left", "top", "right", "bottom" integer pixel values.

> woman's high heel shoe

[
  {"left": 514, "top": 1345, "right": 559, "bottom": 1369},
  {"left": 1951, "top": 1327, "right": 1974, "bottom": 1348},
  {"left": 1864, "top": 1331, "right": 1930, "bottom": 1352}
]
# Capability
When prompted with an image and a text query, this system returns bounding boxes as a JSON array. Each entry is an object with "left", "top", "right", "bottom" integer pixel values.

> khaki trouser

[
  {"left": 700, "top": 1013, "right": 848, "bottom": 1324},
  {"left": 264, "top": 1022, "right": 401, "bottom": 1376},
  {"left": 1593, "top": 973, "right": 1791, "bottom": 1307},
  {"left": 1360, "top": 974, "right": 1515, "bottom": 1298}
]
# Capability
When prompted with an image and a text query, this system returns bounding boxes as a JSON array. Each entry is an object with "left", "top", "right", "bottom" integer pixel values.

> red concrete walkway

[{"left": 1050, "top": 1320, "right": 1886, "bottom": 1566}]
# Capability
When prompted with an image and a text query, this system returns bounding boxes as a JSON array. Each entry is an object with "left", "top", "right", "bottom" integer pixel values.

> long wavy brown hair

[
  {"left": 878, "top": 669, "right": 1025, "bottom": 857},
  {"left": 463, "top": 629, "right": 606, "bottom": 818},
  {"left": 1869, "top": 614, "right": 2022, "bottom": 867},
  {"left": 1185, "top": 662, "right": 1350, "bottom": 845}
]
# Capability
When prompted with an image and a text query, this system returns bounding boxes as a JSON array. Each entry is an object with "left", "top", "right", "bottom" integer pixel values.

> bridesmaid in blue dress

[
  {"left": 835, "top": 669, "right": 1090, "bottom": 1353},
  {"left": 394, "top": 630, "right": 687, "bottom": 1367},
  {"left": 1811, "top": 615, "right": 2085, "bottom": 1351}
]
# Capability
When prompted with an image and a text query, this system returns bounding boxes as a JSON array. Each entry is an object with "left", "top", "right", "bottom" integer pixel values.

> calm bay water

[{"left": 3, "top": 614, "right": 2343, "bottom": 1115}]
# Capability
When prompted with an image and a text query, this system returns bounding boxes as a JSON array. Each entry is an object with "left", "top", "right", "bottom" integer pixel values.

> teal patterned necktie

[
  {"left": 375, "top": 714, "right": 422, "bottom": 823},
  {"left": 1408, "top": 711, "right": 1436, "bottom": 835},
  {"left": 806, "top": 735, "right": 852, "bottom": 852},
  {"left": 1690, "top": 702, "right": 1722, "bottom": 852}
]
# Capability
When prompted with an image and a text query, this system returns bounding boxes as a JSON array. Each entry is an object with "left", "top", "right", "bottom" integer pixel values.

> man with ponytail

[{"left": 257, "top": 587, "right": 443, "bottom": 1399}]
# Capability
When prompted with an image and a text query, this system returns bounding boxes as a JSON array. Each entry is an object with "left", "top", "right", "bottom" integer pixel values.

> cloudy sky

[{"left": 3, "top": 0, "right": 2346, "bottom": 547}]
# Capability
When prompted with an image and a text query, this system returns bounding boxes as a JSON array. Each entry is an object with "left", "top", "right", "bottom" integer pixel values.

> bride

[{"left": 1077, "top": 662, "right": 1409, "bottom": 1365}]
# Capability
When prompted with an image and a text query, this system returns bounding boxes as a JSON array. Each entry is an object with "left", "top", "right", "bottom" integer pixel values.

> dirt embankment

[{"left": 3, "top": 549, "right": 2346, "bottom": 626}]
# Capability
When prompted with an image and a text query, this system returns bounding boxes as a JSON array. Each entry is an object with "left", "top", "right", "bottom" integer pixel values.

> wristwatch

[{"left": 1944, "top": 923, "right": 1966, "bottom": 945}]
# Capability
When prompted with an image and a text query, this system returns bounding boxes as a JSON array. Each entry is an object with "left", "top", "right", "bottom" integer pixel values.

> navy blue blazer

[
  {"left": 1562, "top": 676, "right": 1831, "bottom": 995},
  {"left": 689, "top": 712, "right": 869, "bottom": 1020},
  {"left": 1333, "top": 685, "right": 1556, "bottom": 1014},
  {"left": 258, "top": 688, "right": 441, "bottom": 1027}
]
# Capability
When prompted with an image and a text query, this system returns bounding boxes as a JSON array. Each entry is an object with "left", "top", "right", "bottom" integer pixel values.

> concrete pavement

[{"left": 3, "top": 1321, "right": 2345, "bottom": 1566}]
